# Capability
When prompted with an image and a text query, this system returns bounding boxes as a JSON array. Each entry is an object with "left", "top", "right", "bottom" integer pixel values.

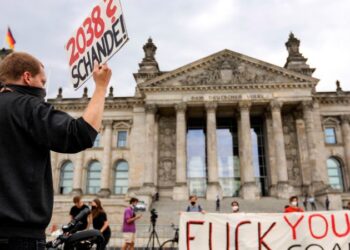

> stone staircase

[
  {"left": 48, "top": 196, "right": 326, "bottom": 249},
  {"left": 140, "top": 197, "right": 307, "bottom": 226}
]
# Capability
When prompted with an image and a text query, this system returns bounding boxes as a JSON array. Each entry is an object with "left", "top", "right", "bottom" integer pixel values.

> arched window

[
  {"left": 327, "top": 157, "right": 344, "bottom": 191},
  {"left": 114, "top": 161, "right": 129, "bottom": 194},
  {"left": 59, "top": 161, "right": 74, "bottom": 194},
  {"left": 86, "top": 161, "right": 101, "bottom": 194}
]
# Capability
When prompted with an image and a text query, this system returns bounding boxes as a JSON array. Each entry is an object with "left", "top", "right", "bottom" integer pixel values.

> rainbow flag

[{"left": 6, "top": 27, "right": 16, "bottom": 49}]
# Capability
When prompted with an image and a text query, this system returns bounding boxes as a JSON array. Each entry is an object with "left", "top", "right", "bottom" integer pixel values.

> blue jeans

[{"left": 0, "top": 238, "right": 46, "bottom": 250}]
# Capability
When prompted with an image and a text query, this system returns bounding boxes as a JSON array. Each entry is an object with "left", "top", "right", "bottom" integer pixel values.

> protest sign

[
  {"left": 65, "top": 0, "right": 128, "bottom": 89},
  {"left": 179, "top": 211, "right": 350, "bottom": 250}
]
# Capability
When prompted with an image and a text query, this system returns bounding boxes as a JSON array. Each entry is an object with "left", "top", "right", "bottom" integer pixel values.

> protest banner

[
  {"left": 179, "top": 211, "right": 350, "bottom": 250},
  {"left": 65, "top": 0, "right": 128, "bottom": 89}
]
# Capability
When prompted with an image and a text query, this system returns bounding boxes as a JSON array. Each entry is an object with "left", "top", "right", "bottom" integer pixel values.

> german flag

[{"left": 6, "top": 27, "right": 16, "bottom": 49}]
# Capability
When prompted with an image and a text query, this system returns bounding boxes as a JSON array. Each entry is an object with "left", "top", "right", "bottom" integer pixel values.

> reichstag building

[{"left": 1, "top": 33, "right": 349, "bottom": 222}]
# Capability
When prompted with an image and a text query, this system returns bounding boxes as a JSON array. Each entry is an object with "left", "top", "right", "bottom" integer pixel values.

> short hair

[
  {"left": 0, "top": 52, "right": 43, "bottom": 82},
  {"left": 129, "top": 197, "right": 139, "bottom": 204},
  {"left": 231, "top": 200, "right": 239, "bottom": 206},
  {"left": 289, "top": 196, "right": 298, "bottom": 203},
  {"left": 189, "top": 195, "right": 197, "bottom": 200},
  {"left": 73, "top": 196, "right": 81, "bottom": 204}
]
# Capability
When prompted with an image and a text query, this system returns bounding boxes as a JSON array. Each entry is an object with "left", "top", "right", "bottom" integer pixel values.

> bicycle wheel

[{"left": 159, "top": 239, "right": 178, "bottom": 250}]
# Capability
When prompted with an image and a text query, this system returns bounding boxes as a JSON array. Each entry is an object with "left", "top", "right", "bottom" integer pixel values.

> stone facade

[
  {"left": 1, "top": 34, "right": 350, "bottom": 224},
  {"left": 46, "top": 34, "right": 349, "bottom": 210}
]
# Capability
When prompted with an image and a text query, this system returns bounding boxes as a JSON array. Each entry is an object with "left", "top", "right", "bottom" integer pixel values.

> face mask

[
  {"left": 291, "top": 201, "right": 298, "bottom": 207},
  {"left": 91, "top": 205, "right": 97, "bottom": 210},
  {"left": 232, "top": 206, "right": 239, "bottom": 212},
  {"left": 190, "top": 201, "right": 196, "bottom": 206}
]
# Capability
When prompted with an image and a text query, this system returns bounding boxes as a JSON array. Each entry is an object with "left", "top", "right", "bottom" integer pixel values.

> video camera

[
  {"left": 150, "top": 208, "right": 158, "bottom": 224},
  {"left": 46, "top": 207, "right": 104, "bottom": 250}
]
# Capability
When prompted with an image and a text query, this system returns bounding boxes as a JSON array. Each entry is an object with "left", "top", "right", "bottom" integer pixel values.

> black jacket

[{"left": 0, "top": 84, "right": 97, "bottom": 238}]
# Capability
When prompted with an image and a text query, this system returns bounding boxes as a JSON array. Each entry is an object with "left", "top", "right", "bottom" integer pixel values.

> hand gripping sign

[
  {"left": 65, "top": 0, "right": 128, "bottom": 89},
  {"left": 180, "top": 211, "right": 350, "bottom": 250}
]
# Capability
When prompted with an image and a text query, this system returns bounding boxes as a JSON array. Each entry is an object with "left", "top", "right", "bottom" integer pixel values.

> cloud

[{"left": 1, "top": 0, "right": 349, "bottom": 99}]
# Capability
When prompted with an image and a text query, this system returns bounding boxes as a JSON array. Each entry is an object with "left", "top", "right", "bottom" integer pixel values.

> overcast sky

[{"left": 1, "top": 0, "right": 349, "bottom": 99}]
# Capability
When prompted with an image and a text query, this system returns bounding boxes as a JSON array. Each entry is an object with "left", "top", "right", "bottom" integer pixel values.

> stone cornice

[
  {"left": 313, "top": 91, "right": 350, "bottom": 105},
  {"left": 48, "top": 97, "right": 142, "bottom": 111},
  {"left": 314, "top": 95, "right": 350, "bottom": 105},
  {"left": 113, "top": 120, "right": 133, "bottom": 130},
  {"left": 138, "top": 82, "right": 315, "bottom": 93},
  {"left": 139, "top": 50, "right": 318, "bottom": 87}
]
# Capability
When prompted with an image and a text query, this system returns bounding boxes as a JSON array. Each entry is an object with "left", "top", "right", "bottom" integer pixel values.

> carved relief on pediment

[{"left": 179, "top": 59, "right": 294, "bottom": 86}]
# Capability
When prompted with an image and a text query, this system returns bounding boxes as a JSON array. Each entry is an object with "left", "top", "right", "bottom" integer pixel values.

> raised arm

[{"left": 82, "top": 61, "right": 112, "bottom": 131}]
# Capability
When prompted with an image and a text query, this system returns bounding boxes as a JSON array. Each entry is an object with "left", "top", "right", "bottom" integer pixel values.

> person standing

[
  {"left": 216, "top": 196, "right": 220, "bottom": 212},
  {"left": 122, "top": 197, "right": 142, "bottom": 250},
  {"left": 325, "top": 196, "right": 330, "bottom": 211},
  {"left": 69, "top": 196, "right": 89, "bottom": 231},
  {"left": 303, "top": 194, "right": 308, "bottom": 211},
  {"left": 231, "top": 201, "right": 240, "bottom": 213},
  {"left": 89, "top": 199, "right": 111, "bottom": 249},
  {"left": 186, "top": 195, "right": 205, "bottom": 213},
  {"left": 0, "top": 52, "right": 111, "bottom": 249},
  {"left": 308, "top": 195, "right": 317, "bottom": 211},
  {"left": 284, "top": 196, "right": 304, "bottom": 213}
]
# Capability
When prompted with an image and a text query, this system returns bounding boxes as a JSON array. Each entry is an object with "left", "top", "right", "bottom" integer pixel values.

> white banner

[
  {"left": 65, "top": 0, "right": 128, "bottom": 89},
  {"left": 179, "top": 211, "right": 350, "bottom": 250}
]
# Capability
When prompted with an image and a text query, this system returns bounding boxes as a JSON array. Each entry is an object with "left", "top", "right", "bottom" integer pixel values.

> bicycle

[
  {"left": 46, "top": 207, "right": 105, "bottom": 250},
  {"left": 159, "top": 224, "right": 179, "bottom": 250}
]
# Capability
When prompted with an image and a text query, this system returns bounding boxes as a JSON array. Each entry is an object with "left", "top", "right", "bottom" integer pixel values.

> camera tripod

[{"left": 145, "top": 217, "right": 161, "bottom": 250}]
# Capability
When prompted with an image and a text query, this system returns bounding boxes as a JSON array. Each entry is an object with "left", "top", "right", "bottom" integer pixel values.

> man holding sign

[{"left": 0, "top": 52, "right": 111, "bottom": 249}]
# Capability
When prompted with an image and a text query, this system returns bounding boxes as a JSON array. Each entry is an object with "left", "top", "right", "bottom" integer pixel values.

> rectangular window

[
  {"left": 324, "top": 127, "right": 336, "bottom": 144},
  {"left": 117, "top": 131, "right": 127, "bottom": 148}
]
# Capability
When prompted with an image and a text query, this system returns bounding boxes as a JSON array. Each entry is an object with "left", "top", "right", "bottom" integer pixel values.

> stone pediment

[{"left": 139, "top": 49, "right": 318, "bottom": 88}]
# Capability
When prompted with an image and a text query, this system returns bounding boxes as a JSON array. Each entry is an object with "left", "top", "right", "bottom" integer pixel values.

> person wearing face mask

[
  {"left": 186, "top": 195, "right": 206, "bottom": 213},
  {"left": 122, "top": 197, "right": 142, "bottom": 250},
  {"left": 89, "top": 199, "right": 111, "bottom": 249},
  {"left": 0, "top": 52, "right": 111, "bottom": 249},
  {"left": 231, "top": 201, "right": 240, "bottom": 213},
  {"left": 284, "top": 196, "right": 304, "bottom": 213}
]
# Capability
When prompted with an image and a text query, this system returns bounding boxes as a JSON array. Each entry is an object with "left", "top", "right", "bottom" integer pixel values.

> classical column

[
  {"left": 341, "top": 115, "right": 350, "bottom": 189},
  {"left": 205, "top": 102, "right": 222, "bottom": 200},
  {"left": 143, "top": 104, "right": 157, "bottom": 192},
  {"left": 238, "top": 101, "right": 259, "bottom": 199},
  {"left": 173, "top": 103, "right": 188, "bottom": 200},
  {"left": 153, "top": 115, "right": 159, "bottom": 186},
  {"left": 312, "top": 101, "right": 329, "bottom": 185},
  {"left": 270, "top": 100, "right": 291, "bottom": 198},
  {"left": 72, "top": 151, "right": 85, "bottom": 195},
  {"left": 265, "top": 113, "right": 277, "bottom": 196},
  {"left": 294, "top": 111, "right": 311, "bottom": 191},
  {"left": 303, "top": 101, "right": 324, "bottom": 192},
  {"left": 129, "top": 105, "right": 146, "bottom": 194},
  {"left": 98, "top": 120, "right": 113, "bottom": 197}
]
